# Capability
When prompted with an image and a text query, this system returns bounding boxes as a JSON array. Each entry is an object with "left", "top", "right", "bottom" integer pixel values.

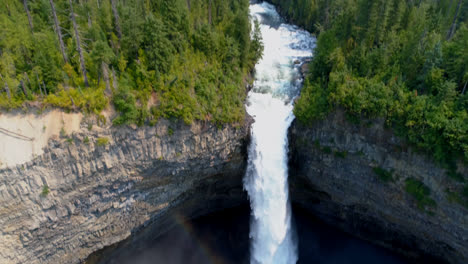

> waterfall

[{"left": 244, "top": 3, "right": 315, "bottom": 264}]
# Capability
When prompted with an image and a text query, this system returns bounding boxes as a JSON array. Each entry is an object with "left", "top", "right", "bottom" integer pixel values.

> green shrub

[
  {"left": 447, "top": 169, "right": 465, "bottom": 182},
  {"left": 405, "top": 178, "right": 436, "bottom": 210},
  {"left": 96, "top": 137, "right": 109, "bottom": 147},
  {"left": 463, "top": 186, "right": 468, "bottom": 199},
  {"left": 66, "top": 138, "right": 73, "bottom": 144},
  {"left": 112, "top": 87, "right": 139, "bottom": 125},
  {"left": 83, "top": 136, "right": 90, "bottom": 144},
  {"left": 373, "top": 167, "right": 394, "bottom": 182},
  {"left": 334, "top": 150, "right": 347, "bottom": 158},
  {"left": 40, "top": 185, "right": 50, "bottom": 197},
  {"left": 313, "top": 139, "right": 321, "bottom": 148},
  {"left": 322, "top": 146, "right": 332, "bottom": 154},
  {"left": 60, "top": 127, "right": 67, "bottom": 137}
]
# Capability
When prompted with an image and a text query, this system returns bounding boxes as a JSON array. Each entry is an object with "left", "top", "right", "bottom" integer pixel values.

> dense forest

[
  {"left": 272, "top": 0, "right": 468, "bottom": 167},
  {"left": 0, "top": 0, "right": 262, "bottom": 125}
]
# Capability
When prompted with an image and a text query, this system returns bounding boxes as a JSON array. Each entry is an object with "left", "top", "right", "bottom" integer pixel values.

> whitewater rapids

[{"left": 243, "top": 2, "right": 315, "bottom": 264}]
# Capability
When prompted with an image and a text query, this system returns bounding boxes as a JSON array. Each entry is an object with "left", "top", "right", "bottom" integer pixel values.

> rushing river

[{"left": 243, "top": 2, "right": 315, "bottom": 264}]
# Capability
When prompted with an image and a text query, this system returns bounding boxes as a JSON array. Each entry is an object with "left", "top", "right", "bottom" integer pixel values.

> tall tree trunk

[
  {"left": 0, "top": 74, "right": 11, "bottom": 100},
  {"left": 447, "top": 0, "right": 463, "bottom": 40},
  {"left": 208, "top": 0, "right": 212, "bottom": 25},
  {"left": 111, "top": 0, "right": 122, "bottom": 40},
  {"left": 24, "top": 72, "right": 31, "bottom": 88},
  {"left": 102, "top": 62, "right": 112, "bottom": 96},
  {"left": 462, "top": 80, "right": 468, "bottom": 95},
  {"left": 5, "top": 3, "right": 11, "bottom": 16},
  {"left": 23, "top": 72, "right": 32, "bottom": 97},
  {"left": 186, "top": 0, "right": 191, "bottom": 11},
  {"left": 42, "top": 81, "right": 48, "bottom": 94},
  {"left": 35, "top": 72, "right": 44, "bottom": 96},
  {"left": 324, "top": 0, "right": 330, "bottom": 30},
  {"left": 23, "top": 0, "right": 34, "bottom": 32},
  {"left": 87, "top": 12, "right": 92, "bottom": 28},
  {"left": 111, "top": 67, "right": 118, "bottom": 91},
  {"left": 49, "top": 0, "right": 68, "bottom": 64},
  {"left": 69, "top": 0, "right": 89, "bottom": 87},
  {"left": 20, "top": 80, "right": 29, "bottom": 97}
]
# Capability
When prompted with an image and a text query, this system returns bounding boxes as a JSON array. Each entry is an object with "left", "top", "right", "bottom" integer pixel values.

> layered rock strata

[
  {"left": 0, "top": 118, "right": 250, "bottom": 264},
  {"left": 289, "top": 110, "right": 468, "bottom": 264}
]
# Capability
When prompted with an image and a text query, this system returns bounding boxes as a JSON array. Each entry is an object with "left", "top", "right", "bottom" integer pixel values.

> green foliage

[
  {"left": 405, "top": 178, "right": 437, "bottom": 210},
  {"left": 60, "top": 127, "right": 66, "bottom": 137},
  {"left": 446, "top": 188, "right": 468, "bottom": 209},
  {"left": 83, "top": 136, "right": 90, "bottom": 145},
  {"left": 286, "top": 0, "right": 468, "bottom": 165},
  {"left": 66, "top": 137, "right": 73, "bottom": 144},
  {"left": 40, "top": 184, "right": 50, "bottom": 197},
  {"left": 96, "top": 137, "right": 109, "bottom": 147},
  {"left": 112, "top": 86, "right": 139, "bottom": 125},
  {"left": 373, "top": 167, "right": 394, "bottom": 182},
  {"left": 463, "top": 185, "right": 468, "bottom": 199},
  {"left": 334, "top": 150, "right": 348, "bottom": 158},
  {"left": 0, "top": 0, "right": 262, "bottom": 126},
  {"left": 322, "top": 146, "right": 332, "bottom": 154},
  {"left": 447, "top": 169, "right": 465, "bottom": 182}
]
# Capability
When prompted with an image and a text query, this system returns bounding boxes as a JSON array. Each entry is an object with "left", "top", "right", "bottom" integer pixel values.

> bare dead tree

[
  {"left": 35, "top": 72, "right": 44, "bottom": 96},
  {"left": 0, "top": 74, "right": 11, "bottom": 100},
  {"left": 102, "top": 62, "right": 112, "bottom": 95},
  {"left": 447, "top": 0, "right": 463, "bottom": 40},
  {"left": 462, "top": 80, "right": 468, "bottom": 95},
  {"left": 42, "top": 81, "right": 48, "bottom": 94},
  {"left": 87, "top": 12, "right": 92, "bottom": 28},
  {"left": 23, "top": 72, "right": 32, "bottom": 97},
  {"left": 20, "top": 80, "right": 29, "bottom": 97},
  {"left": 208, "top": 0, "right": 212, "bottom": 25},
  {"left": 5, "top": 3, "right": 11, "bottom": 16},
  {"left": 111, "top": 0, "right": 122, "bottom": 40},
  {"left": 69, "top": 0, "right": 89, "bottom": 87},
  {"left": 23, "top": 72, "right": 31, "bottom": 87},
  {"left": 23, "top": 0, "right": 34, "bottom": 32},
  {"left": 111, "top": 67, "right": 118, "bottom": 91},
  {"left": 49, "top": 0, "right": 68, "bottom": 64}
]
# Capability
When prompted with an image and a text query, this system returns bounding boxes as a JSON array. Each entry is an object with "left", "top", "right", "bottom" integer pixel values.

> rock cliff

[
  {"left": 0, "top": 117, "right": 250, "bottom": 264},
  {"left": 289, "top": 110, "right": 468, "bottom": 264}
]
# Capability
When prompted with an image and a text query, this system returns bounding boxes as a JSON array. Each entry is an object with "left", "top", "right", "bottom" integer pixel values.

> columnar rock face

[
  {"left": 0, "top": 118, "right": 250, "bottom": 264},
  {"left": 289, "top": 110, "right": 468, "bottom": 264}
]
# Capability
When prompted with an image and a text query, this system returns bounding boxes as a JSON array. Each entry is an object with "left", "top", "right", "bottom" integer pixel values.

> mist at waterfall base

[{"left": 102, "top": 205, "right": 408, "bottom": 264}]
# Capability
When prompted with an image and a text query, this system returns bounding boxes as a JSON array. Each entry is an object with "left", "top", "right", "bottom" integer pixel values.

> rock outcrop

[
  {"left": 0, "top": 118, "right": 250, "bottom": 264},
  {"left": 289, "top": 110, "right": 468, "bottom": 264}
]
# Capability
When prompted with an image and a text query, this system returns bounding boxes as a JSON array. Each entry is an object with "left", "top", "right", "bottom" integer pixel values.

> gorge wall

[
  {"left": 0, "top": 112, "right": 251, "bottom": 264},
  {"left": 289, "top": 110, "right": 468, "bottom": 264}
]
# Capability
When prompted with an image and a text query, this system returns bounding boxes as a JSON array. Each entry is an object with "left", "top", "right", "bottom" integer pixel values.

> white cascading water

[{"left": 244, "top": 2, "right": 315, "bottom": 264}]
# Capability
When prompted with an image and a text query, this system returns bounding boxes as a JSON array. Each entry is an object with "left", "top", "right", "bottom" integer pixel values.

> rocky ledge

[
  {"left": 0, "top": 118, "right": 251, "bottom": 264},
  {"left": 289, "top": 110, "right": 468, "bottom": 264}
]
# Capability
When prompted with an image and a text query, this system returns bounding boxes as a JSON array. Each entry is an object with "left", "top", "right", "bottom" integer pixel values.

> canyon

[{"left": 0, "top": 1, "right": 467, "bottom": 263}]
